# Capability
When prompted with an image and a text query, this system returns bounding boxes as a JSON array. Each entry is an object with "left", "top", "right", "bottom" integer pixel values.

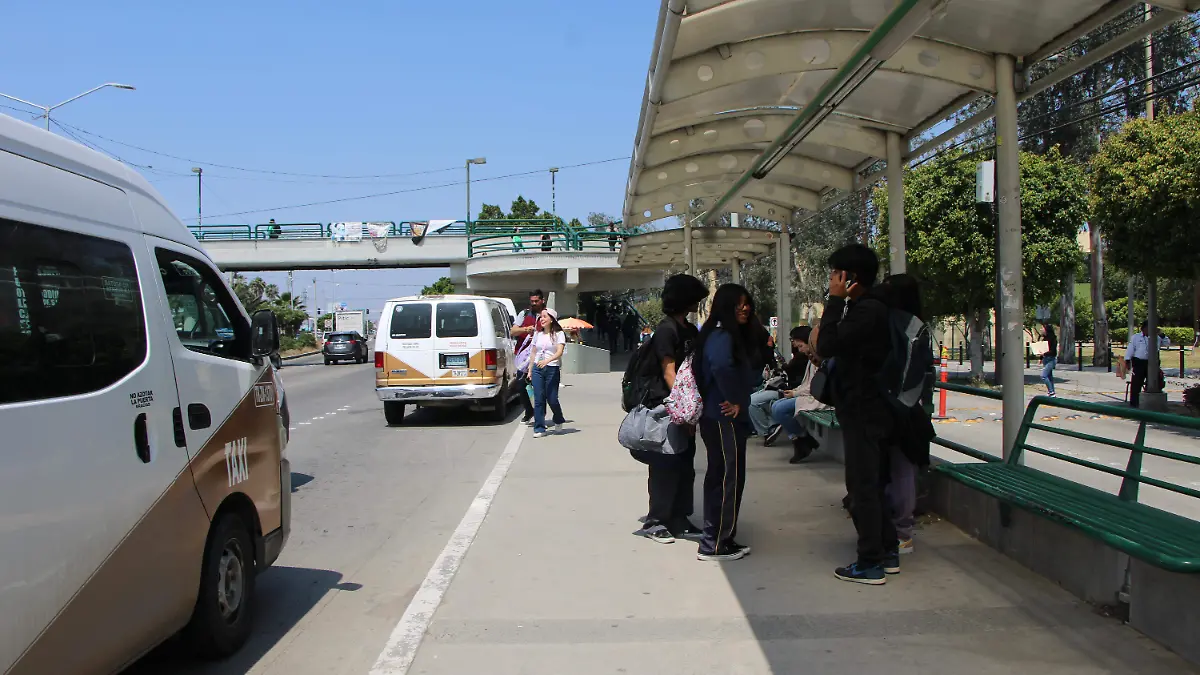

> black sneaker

[
  {"left": 634, "top": 524, "right": 675, "bottom": 544},
  {"left": 697, "top": 543, "right": 747, "bottom": 561},
  {"left": 764, "top": 425, "right": 783, "bottom": 447},
  {"left": 789, "top": 436, "right": 815, "bottom": 464},
  {"left": 728, "top": 541, "right": 752, "bottom": 556},
  {"left": 883, "top": 550, "right": 900, "bottom": 575},
  {"left": 834, "top": 561, "right": 887, "bottom": 585},
  {"left": 670, "top": 520, "right": 705, "bottom": 542}
]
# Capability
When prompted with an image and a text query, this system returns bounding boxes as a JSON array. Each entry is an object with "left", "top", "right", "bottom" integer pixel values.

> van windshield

[
  {"left": 390, "top": 303, "right": 432, "bottom": 339},
  {"left": 436, "top": 303, "right": 478, "bottom": 338}
]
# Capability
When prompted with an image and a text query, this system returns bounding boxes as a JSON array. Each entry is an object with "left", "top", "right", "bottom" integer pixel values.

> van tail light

[
  {"left": 374, "top": 352, "right": 384, "bottom": 369},
  {"left": 484, "top": 349, "right": 498, "bottom": 371}
]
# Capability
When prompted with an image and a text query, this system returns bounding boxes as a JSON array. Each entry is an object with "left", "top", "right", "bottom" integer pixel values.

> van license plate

[
  {"left": 451, "top": 369, "right": 468, "bottom": 377},
  {"left": 443, "top": 354, "right": 468, "bottom": 367}
]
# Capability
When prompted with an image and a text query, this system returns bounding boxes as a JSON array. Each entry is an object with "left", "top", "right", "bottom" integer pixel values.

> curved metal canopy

[
  {"left": 623, "top": 0, "right": 1194, "bottom": 227},
  {"left": 618, "top": 226, "right": 779, "bottom": 269}
]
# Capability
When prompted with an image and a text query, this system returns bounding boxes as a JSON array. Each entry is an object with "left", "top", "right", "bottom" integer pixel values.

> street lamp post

[
  {"left": 465, "top": 157, "right": 487, "bottom": 224},
  {"left": 549, "top": 167, "right": 559, "bottom": 219},
  {"left": 0, "top": 83, "right": 135, "bottom": 131},
  {"left": 191, "top": 168, "right": 203, "bottom": 226}
]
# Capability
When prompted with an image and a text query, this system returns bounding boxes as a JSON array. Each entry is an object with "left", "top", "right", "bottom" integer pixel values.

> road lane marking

[{"left": 368, "top": 422, "right": 526, "bottom": 675}]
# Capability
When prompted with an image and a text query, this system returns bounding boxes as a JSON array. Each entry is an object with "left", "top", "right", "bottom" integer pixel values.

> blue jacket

[{"left": 699, "top": 328, "right": 755, "bottom": 428}]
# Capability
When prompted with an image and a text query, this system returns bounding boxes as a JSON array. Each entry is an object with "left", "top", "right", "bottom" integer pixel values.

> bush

[
  {"left": 280, "top": 332, "right": 318, "bottom": 353},
  {"left": 1185, "top": 384, "right": 1200, "bottom": 413},
  {"left": 1109, "top": 326, "right": 1193, "bottom": 344}
]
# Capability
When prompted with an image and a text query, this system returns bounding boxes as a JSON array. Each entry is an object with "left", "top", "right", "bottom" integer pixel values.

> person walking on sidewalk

[
  {"left": 694, "top": 284, "right": 758, "bottom": 562},
  {"left": 511, "top": 290, "right": 547, "bottom": 425},
  {"left": 633, "top": 274, "right": 710, "bottom": 544},
  {"left": 816, "top": 244, "right": 898, "bottom": 585},
  {"left": 1040, "top": 322, "right": 1058, "bottom": 397},
  {"left": 528, "top": 308, "right": 567, "bottom": 438}
]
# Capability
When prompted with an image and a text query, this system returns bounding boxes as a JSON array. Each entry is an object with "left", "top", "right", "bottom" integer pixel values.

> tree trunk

[
  {"left": 1059, "top": 270, "right": 1076, "bottom": 364},
  {"left": 969, "top": 306, "right": 987, "bottom": 381},
  {"left": 1148, "top": 277, "right": 1161, "bottom": 393},
  {"left": 1091, "top": 224, "right": 1110, "bottom": 366},
  {"left": 1193, "top": 270, "right": 1200, "bottom": 347}
]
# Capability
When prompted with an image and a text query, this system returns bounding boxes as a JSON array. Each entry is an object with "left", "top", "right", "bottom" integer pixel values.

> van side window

[
  {"left": 0, "top": 218, "right": 147, "bottom": 405},
  {"left": 490, "top": 305, "right": 508, "bottom": 339},
  {"left": 390, "top": 303, "right": 432, "bottom": 339},
  {"left": 154, "top": 249, "right": 249, "bottom": 359},
  {"left": 436, "top": 302, "right": 478, "bottom": 338}
]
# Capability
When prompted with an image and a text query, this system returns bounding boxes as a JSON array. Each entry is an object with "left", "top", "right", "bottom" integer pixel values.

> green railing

[
  {"left": 466, "top": 219, "right": 628, "bottom": 257},
  {"left": 189, "top": 224, "right": 254, "bottom": 240},
  {"left": 932, "top": 382, "right": 1200, "bottom": 503}
]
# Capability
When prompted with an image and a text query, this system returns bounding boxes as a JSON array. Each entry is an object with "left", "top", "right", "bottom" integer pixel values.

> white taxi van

[
  {"left": 0, "top": 114, "right": 290, "bottom": 674},
  {"left": 374, "top": 295, "right": 518, "bottom": 424}
]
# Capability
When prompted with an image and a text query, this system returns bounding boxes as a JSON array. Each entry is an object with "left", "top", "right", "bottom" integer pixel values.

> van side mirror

[{"left": 251, "top": 309, "right": 280, "bottom": 358}]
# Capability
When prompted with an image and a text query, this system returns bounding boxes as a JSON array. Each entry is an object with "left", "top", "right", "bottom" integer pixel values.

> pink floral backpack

[{"left": 664, "top": 354, "right": 703, "bottom": 425}]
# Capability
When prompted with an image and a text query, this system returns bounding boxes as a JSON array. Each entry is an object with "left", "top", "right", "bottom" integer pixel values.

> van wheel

[
  {"left": 384, "top": 401, "right": 406, "bottom": 425},
  {"left": 184, "top": 513, "right": 256, "bottom": 658},
  {"left": 488, "top": 382, "right": 509, "bottom": 422}
]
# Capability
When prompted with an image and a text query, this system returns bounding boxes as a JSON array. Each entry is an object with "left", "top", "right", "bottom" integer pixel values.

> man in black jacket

[{"left": 816, "top": 244, "right": 898, "bottom": 585}]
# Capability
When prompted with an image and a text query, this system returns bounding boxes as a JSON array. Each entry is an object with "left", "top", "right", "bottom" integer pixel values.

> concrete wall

[
  {"left": 200, "top": 236, "right": 468, "bottom": 271},
  {"left": 561, "top": 343, "right": 611, "bottom": 375}
]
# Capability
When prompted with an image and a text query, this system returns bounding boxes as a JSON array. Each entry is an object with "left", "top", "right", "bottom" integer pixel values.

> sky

[{"left": 0, "top": 0, "right": 659, "bottom": 313}]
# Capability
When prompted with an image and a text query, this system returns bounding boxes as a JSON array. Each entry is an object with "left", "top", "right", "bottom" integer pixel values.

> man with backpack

[
  {"left": 511, "top": 290, "right": 548, "bottom": 425},
  {"left": 816, "top": 244, "right": 899, "bottom": 585},
  {"left": 627, "top": 274, "right": 710, "bottom": 544}
]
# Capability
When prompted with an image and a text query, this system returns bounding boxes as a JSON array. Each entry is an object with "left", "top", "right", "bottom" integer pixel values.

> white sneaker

[
  {"left": 533, "top": 431, "right": 546, "bottom": 439},
  {"left": 898, "top": 538, "right": 914, "bottom": 555},
  {"left": 553, "top": 423, "right": 563, "bottom": 434}
]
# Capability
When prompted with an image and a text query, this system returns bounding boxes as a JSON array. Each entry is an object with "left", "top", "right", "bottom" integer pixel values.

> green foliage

[
  {"left": 421, "top": 276, "right": 457, "bottom": 295},
  {"left": 270, "top": 306, "right": 309, "bottom": 337},
  {"left": 1106, "top": 298, "right": 1147, "bottom": 328},
  {"left": 1111, "top": 326, "right": 1194, "bottom": 344},
  {"left": 588, "top": 212, "right": 617, "bottom": 230},
  {"left": 279, "top": 332, "right": 318, "bottom": 353},
  {"left": 876, "top": 147, "right": 1087, "bottom": 318},
  {"left": 231, "top": 273, "right": 279, "bottom": 313},
  {"left": 634, "top": 299, "right": 664, "bottom": 329},
  {"left": 1091, "top": 112, "right": 1200, "bottom": 279},
  {"left": 792, "top": 197, "right": 868, "bottom": 308},
  {"left": 476, "top": 203, "right": 505, "bottom": 221}
]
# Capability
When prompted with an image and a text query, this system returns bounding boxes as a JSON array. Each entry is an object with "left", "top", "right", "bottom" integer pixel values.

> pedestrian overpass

[{"left": 619, "top": 0, "right": 1200, "bottom": 668}]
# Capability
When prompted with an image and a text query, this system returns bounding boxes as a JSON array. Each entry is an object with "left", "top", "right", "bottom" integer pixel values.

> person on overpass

[{"left": 511, "top": 290, "right": 547, "bottom": 425}]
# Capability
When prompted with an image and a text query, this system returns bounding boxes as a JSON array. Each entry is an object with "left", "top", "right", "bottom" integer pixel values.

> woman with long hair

[
  {"left": 693, "top": 283, "right": 758, "bottom": 561},
  {"left": 527, "top": 308, "right": 567, "bottom": 438}
]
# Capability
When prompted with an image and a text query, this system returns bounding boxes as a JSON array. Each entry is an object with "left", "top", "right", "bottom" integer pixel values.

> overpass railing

[
  {"left": 466, "top": 219, "right": 629, "bottom": 258},
  {"left": 187, "top": 221, "right": 470, "bottom": 242}
]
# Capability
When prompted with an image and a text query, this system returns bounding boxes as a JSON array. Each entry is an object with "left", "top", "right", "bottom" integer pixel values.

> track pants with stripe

[{"left": 699, "top": 417, "right": 749, "bottom": 551}]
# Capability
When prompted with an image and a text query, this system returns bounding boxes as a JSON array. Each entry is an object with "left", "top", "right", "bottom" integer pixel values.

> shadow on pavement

[
  {"left": 390, "top": 402, "right": 524, "bottom": 429},
  {"left": 122, "top": 566, "right": 347, "bottom": 675},
  {"left": 290, "top": 472, "right": 314, "bottom": 492}
]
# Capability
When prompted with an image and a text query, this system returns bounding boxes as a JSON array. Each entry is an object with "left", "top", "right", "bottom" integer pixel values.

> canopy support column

[
  {"left": 996, "top": 53, "right": 1025, "bottom": 462},
  {"left": 886, "top": 131, "right": 907, "bottom": 274},
  {"left": 777, "top": 220, "right": 792, "bottom": 332}
]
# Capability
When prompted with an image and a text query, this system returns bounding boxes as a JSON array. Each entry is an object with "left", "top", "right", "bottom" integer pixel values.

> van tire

[
  {"left": 488, "top": 382, "right": 509, "bottom": 422},
  {"left": 384, "top": 401, "right": 406, "bottom": 425},
  {"left": 184, "top": 513, "right": 256, "bottom": 659}
]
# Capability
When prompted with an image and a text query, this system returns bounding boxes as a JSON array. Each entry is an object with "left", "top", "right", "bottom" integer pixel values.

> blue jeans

[
  {"left": 769, "top": 397, "right": 809, "bottom": 440},
  {"left": 1041, "top": 356, "right": 1057, "bottom": 394},
  {"left": 532, "top": 365, "right": 564, "bottom": 433},
  {"left": 749, "top": 389, "right": 781, "bottom": 436}
]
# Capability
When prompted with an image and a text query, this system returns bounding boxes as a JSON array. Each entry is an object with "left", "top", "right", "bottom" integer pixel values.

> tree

[
  {"left": 476, "top": 203, "right": 505, "bottom": 222},
  {"left": 230, "top": 273, "right": 279, "bottom": 314},
  {"left": 421, "top": 276, "right": 457, "bottom": 295},
  {"left": 1091, "top": 111, "right": 1200, "bottom": 391},
  {"left": 791, "top": 195, "right": 870, "bottom": 319},
  {"left": 588, "top": 212, "right": 617, "bottom": 230},
  {"left": 877, "top": 147, "right": 1088, "bottom": 378}
]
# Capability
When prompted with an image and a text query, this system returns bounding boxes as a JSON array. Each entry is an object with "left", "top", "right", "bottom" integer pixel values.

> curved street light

[{"left": 0, "top": 82, "right": 136, "bottom": 131}]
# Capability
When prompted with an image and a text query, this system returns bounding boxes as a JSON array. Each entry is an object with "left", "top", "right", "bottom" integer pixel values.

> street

[{"left": 125, "top": 355, "right": 517, "bottom": 675}]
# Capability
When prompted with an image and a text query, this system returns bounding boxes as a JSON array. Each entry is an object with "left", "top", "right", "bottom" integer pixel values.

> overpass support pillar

[
  {"left": 550, "top": 290, "right": 579, "bottom": 318},
  {"left": 886, "top": 131, "right": 907, "bottom": 274},
  {"left": 995, "top": 53, "right": 1025, "bottom": 462}
]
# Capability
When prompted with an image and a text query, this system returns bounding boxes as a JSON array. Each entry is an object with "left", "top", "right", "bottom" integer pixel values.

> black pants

[
  {"left": 516, "top": 372, "right": 534, "bottom": 419},
  {"left": 699, "top": 418, "right": 748, "bottom": 551},
  {"left": 643, "top": 438, "right": 697, "bottom": 530},
  {"left": 1130, "top": 357, "right": 1148, "bottom": 407},
  {"left": 841, "top": 412, "right": 898, "bottom": 567}
]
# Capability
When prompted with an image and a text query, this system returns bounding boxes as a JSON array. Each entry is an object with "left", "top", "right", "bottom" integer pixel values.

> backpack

[
  {"left": 879, "top": 308, "right": 934, "bottom": 410},
  {"left": 664, "top": 355, "right": 703, "bottom": 425},
  {"left": 621, "top": 338, "right": 659, "bottom": 412}
]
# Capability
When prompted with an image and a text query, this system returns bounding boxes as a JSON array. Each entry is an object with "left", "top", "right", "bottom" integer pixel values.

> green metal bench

[
  {"left": 796, "top": 408, "right": 842, "bottom": 459},
  {"left": 933, "top": 385, "right": 1200, "bottom": 574}
]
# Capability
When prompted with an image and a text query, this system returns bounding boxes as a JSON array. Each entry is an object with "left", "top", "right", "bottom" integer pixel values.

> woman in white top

[{"left": 528, "top": 308, "right": 567, "bottom": 437}]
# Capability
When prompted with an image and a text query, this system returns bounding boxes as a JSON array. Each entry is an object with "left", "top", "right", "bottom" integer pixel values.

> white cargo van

[
  {"left": 0, "top": 114, "right": 291, "bottom": 674},
  {"left": 374, "top": 295, "right": 518, "bottom": 424}
]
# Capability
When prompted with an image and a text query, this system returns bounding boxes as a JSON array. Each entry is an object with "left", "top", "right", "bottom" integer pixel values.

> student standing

[
  {"left": 816, "top": 244, "right": 897, "bottom": 585},
  {"left": 528, "top": 308, "right": 567, "bottom": 438},
  {"left": 511, "top": 290, "right": 548, "bottom": 425},
  {"left": 694, "top": 284, "right": 758, "bottom": 561},
  {"left": 633, "top": 274, "right": 710, "bottom": 543}
]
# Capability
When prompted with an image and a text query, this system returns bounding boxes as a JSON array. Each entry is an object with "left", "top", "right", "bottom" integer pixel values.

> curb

[{"left": 281, "top": 350, "right": 322, "bottom": 361}]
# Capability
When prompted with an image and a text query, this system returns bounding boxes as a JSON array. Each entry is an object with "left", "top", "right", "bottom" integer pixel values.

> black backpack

[
  {"left": 621, "top": 338, "right": 660, "bottom": 412},
  {"left": 878, "top": 307, "right": 936, "bottom": 465}
]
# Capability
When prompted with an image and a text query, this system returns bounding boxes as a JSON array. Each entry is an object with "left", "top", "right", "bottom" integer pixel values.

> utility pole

[
  {"left": 191, "top": 167, "right": 203, "bottom": 226},
  {"left": 549, "top": 167, "right": 559, "bottom": 219}
]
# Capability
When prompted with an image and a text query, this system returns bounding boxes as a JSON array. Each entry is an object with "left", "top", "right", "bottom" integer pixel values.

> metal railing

[
  {"left": 187, "top": 221, "right": 470, "bottom": 242},
  {"left": 466, "top": 219, "right": 628, "bottom": 257},
  {"left": 932, "top": 382, "right": 1200, "bottom": 504}
]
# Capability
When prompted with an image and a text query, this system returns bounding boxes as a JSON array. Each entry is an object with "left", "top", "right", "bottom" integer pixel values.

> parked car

[{"left": 323, "top": 331, "right": 368, "bottom": 365}]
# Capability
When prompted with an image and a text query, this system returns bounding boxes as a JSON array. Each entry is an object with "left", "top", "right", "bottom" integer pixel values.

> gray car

[{"left": 322, "top": 332, "right": 367, "bottom": 365}]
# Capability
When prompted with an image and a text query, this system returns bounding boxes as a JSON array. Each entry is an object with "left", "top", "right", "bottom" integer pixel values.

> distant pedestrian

[
  {"left": 528, "top": 308, "right": 567, "bottom": 438},
  {"left": 1040, "top": 322, "right": 1058, "bottom": 397},
  {"left": 608, "top": 223, "right": 619, "bottom": 251},
  {"left": 511, "top": 290, "right": 547, "bottom": 425},
  {"left": 1125, "top": 320, "right": 1171, "bottom": 407}
]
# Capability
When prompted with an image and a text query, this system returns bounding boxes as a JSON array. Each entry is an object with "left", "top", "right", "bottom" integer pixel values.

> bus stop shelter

[{"left": 621, "top": 0, "right": 1196, "bottom": 457}]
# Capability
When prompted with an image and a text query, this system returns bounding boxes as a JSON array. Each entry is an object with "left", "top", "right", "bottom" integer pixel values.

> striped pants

[{"left": 699, "top": 417, "right": 749, "bottom": 551}]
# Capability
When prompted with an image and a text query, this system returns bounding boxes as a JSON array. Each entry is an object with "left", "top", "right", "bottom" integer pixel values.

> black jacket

[{"left": 816, "top": 289, "right": 892, "bottom": 422}]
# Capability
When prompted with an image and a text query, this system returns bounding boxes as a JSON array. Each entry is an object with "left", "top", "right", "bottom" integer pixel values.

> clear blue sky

[{"left": 1, "top": 0, "right": 658, "bottom": 312}]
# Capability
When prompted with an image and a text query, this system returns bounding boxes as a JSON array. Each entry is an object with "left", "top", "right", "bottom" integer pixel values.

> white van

[
  {"left": 374, "top": 295, "right": 519, "bottom": 424},
  {"left": 0, "top": 114, "right": 290, "bottom": 674}
]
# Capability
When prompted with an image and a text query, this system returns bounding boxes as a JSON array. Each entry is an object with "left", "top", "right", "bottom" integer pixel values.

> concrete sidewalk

[{"left": 406, "top": 373, "right": 1195, "bottom": 674}]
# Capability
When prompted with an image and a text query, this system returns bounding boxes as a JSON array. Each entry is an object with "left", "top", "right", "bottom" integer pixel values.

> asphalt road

[{"left": 124, "top": 354, "right": 521, "bottom": 674}]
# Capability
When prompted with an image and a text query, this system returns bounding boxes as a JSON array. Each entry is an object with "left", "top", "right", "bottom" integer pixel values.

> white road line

[{"left": 368, "top": 422, "right": 526, "bottom": 675}]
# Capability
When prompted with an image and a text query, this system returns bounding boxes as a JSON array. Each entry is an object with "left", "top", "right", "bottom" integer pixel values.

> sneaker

[
  {"left": 789, "top": 436, "right": 816, "bottom": 464},
  {"left": 834, "top": 561, "right": 887, "bottom": 585},
  {"left": 728, "top": 541, "right": 752, "bottom": 556},
  {"left": 553, "top": 423, "right": 563, "bottom": 433},
  {"left": 697, "top": 543, "right": 747, "bottom": 561},
  {"left": 671, "top": 521, "right": 705, "bottom": 542},
  {"left": 634, "top": 524, "right": 675, "bottom": 544},
  {"left": 533, "top": 431, "right": 546, "bottom": 438},
  {"left": 521, "top": 417, "right": 534, "bottom": 426},
  {"left": 764, "top": 425, "right": 783, "bottom": 447},
  {"left": 898, "top": 538, "right": 914, "bottom": 555},
  {"left": 883, "top": 551, "right": 900, "bottom": 575}
]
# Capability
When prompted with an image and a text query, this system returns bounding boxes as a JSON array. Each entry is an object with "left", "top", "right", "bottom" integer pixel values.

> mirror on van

[{"left": 251, "top": 309, "right": 280, "bottom": 358}]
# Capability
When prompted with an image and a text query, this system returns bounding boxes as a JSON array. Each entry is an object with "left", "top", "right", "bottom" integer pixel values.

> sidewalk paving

[{"left": 406, "top": 373, "right": 1195, "bottom": 674}]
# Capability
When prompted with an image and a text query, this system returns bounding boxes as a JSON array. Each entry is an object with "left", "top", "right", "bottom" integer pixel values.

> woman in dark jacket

[{"left": 694, "top": 283, "right": 758, "bottom": 561}]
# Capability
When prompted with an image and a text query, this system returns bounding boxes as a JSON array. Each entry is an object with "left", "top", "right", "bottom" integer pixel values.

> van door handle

[
  {"left": 188, "top": 404, "right": 212, "bottom": 430},
  {"left": 134, "top": 413, "right": 151, "bottom": 463},
  {"left": 172, "top": 408, "right": 187, "bottom": 448}
]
